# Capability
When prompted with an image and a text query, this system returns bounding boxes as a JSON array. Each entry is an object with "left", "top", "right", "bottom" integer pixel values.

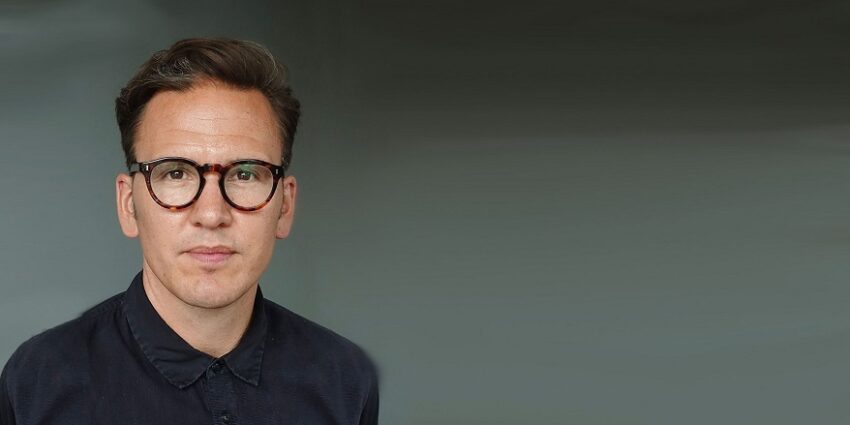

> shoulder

[
  {"left": 262, "top": 300, "right": 380, "bottom": 421},
  {"left": 262, "top": 299, "right": 378, "bottom": 381},
  {"left": 2, "top": 292, "right": 125, "bottom": 386}
]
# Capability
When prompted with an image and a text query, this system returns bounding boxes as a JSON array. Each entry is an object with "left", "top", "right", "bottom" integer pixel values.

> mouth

[{"left": 185, "top": 246, "right": 235, "bottom": 265}]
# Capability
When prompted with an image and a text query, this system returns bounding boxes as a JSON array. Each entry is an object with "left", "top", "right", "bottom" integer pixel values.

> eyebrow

[{"left": 143, "top": 156, "right": 279, "bottom": 165}]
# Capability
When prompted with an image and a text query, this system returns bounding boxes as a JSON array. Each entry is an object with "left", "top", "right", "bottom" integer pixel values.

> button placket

[{"left": 204, "top": 360, "right": 239, "bottom": 425}]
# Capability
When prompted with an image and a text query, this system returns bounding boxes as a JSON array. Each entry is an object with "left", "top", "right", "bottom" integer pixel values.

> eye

[
  {"left": 167, "top": 170, "right": 185, "bottom": 180},
  {"left": 236, "top": 170, "right": 254, "bottom": 181}
]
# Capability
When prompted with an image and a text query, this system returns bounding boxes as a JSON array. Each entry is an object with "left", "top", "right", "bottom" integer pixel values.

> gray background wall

[{"left": 2, "top": 0, "right": 850, "bottom": 423}]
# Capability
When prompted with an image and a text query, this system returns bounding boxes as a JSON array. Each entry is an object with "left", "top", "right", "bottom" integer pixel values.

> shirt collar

[{"left": 122, "top": 270, "right": 267, "bottom": 389}]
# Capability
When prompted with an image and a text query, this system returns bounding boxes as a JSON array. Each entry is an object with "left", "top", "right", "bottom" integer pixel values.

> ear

[
  {"left": 116, "top": 173, "right": 139, "bottom": 238},
  {"left": 275, "top": 175, "right": 298, "bottom": 239}
]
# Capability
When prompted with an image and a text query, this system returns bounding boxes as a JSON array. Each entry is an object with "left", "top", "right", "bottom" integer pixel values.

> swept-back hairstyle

[{"left": 115, "top": 37, "right": 301, "bottom": 170}]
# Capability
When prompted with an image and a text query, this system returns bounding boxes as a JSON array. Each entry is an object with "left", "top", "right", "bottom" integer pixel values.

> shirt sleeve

[
  {"left": 357, "top": 368, "right": 379, "bottom": 425},
  {"left": 0, "top": 363, "right": 16, "bottom": 425}
]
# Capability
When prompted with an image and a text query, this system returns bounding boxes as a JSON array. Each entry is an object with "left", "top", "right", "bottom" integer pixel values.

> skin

[{"left": 115, "top": 80, "right": 297, "bottom": 357}]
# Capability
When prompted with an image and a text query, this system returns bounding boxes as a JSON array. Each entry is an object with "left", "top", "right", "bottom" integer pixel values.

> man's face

[{"left": 115, "top": 80, "right": 297, "bottom": 310}]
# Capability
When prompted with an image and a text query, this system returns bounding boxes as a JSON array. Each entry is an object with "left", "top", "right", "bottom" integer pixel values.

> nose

[{"left": 188, "top": 172, "right": 233, "bottom": 229}]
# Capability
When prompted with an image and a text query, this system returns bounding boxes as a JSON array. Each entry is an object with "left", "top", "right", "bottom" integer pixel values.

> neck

[{"left": 141, "top": 263, "right": 256, "bottom": 358}]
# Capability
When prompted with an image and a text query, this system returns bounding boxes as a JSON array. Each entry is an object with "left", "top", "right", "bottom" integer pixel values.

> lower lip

[{"left": 188, "top": 252, "right": 233, "bottom": 264}]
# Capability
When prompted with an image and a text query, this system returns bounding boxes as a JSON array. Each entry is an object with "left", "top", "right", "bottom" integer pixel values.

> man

[{"left": 0, "top": 38, "right": 379, "bottom": 424}]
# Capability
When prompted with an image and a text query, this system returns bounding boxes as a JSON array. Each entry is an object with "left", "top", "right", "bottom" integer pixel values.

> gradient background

[{"left": 2, "top": 0, "right": 850, "bottom": 423}]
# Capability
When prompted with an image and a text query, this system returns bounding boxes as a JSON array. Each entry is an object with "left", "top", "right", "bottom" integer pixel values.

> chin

[{"left": 179, "top": 274, "right": 249, "bottom": 309}]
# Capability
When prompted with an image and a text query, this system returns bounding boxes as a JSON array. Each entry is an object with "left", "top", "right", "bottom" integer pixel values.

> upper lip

[{"left": 186, "top": 246, "right": 235, "bottom": 254}]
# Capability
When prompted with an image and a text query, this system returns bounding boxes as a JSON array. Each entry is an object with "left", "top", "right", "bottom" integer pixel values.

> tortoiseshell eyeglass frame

[{"left": 128, "top": 157, "right": 286, "bottom": 212}]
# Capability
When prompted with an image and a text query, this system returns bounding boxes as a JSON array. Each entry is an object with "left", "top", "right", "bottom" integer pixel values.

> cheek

[
  {"left": 136, "top": 210, "right": 183, "bottom": 252},
  {"left": 238, "top": 216, "right": 279, "bottom": 263}
]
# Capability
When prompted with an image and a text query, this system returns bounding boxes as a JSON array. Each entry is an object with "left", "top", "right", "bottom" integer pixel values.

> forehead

[{"left": 134, "top": 81, "right": 282, "bottom": 163}]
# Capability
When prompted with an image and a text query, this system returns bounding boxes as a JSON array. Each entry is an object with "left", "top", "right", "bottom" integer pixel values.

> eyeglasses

[{"left": 129, "top": 157, "right": 285, "bottom": 211}]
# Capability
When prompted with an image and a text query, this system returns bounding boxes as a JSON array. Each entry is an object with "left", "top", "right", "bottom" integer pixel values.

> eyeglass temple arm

[{"left": 128, "top": 163, "right": 141, "bottom": 173}]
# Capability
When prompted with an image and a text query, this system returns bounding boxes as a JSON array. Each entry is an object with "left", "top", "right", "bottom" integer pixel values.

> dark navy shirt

[{"left": 0, "top": 271, "right": 379, "bottom": 424}]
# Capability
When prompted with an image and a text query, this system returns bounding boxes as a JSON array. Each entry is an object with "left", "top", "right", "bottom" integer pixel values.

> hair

[{"left": 115, "top": 37, "right": 301, "bottom": 170}]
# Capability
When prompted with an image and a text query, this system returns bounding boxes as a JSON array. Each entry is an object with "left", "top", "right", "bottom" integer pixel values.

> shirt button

[
  {"left": 210, "top": 360, "right": 224, "bottom": 374},
  {"left": 220, "top": 411, "right": 231, "bottom": 424}
]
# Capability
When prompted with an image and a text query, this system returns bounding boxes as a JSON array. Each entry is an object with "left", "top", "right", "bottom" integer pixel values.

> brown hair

[{"left": 115, "top": 37, "right": 301, "bottom": 170}]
